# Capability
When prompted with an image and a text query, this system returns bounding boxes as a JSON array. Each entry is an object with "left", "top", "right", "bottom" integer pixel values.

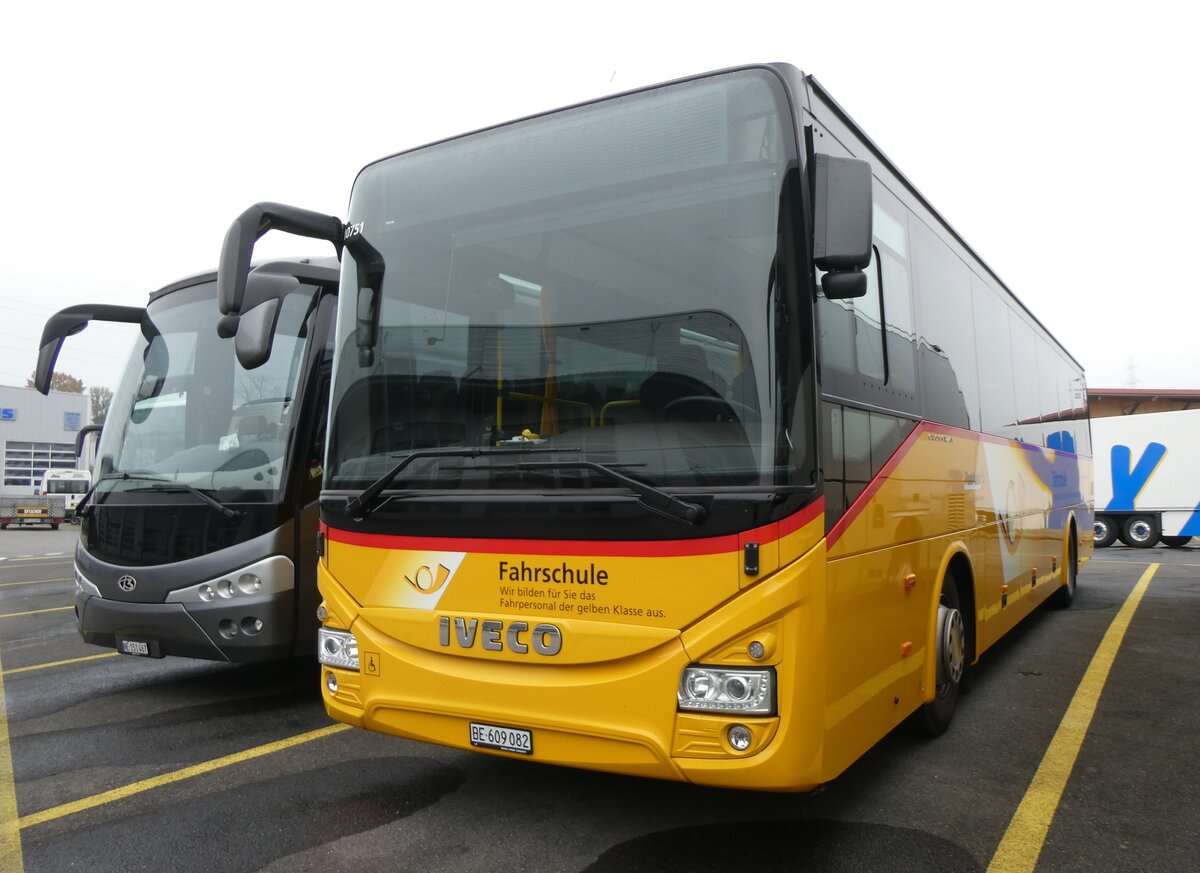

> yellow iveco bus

[{"left": 219, "top": 63, "right": 1092, "bottom": 791}]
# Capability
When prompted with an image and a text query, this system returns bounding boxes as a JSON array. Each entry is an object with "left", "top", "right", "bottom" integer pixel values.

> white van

[{"left": 38, "top": 469, "right": 92, "bottom": 520}]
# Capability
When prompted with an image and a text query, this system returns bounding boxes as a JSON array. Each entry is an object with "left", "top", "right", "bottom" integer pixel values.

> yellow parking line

[
  {"left": 0, "top": 578, "right": 71, "bottom": 590},
  {"left": 0, "top": 607, "right": 72, "bottom": 619},
  {"left": 19, "top": 723, "right": 351, "bottom": 829},
  {"left": 0, "top": 644, "right": 26, "bottom": 871},
  {"left": 2, "top": 653, "right": 120, "bottom": 676},
  {"left": 986, "top": 563, "right": 1158, "bottom": 873}
]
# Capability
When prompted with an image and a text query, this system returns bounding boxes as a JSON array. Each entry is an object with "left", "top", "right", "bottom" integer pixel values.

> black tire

[
  {"left": 50, "top": 523, "right": 60, "bottom": 530},
  {"left": 907, "top": 577, "right": 965, "bottom": 737},
  {"left": 1122, "top": 515, "right": 1159, "bottom": 549},
  {"left": 1093, "top": 516, "right": 1118, "bottom": 548},
  {"left": 1162, "top": 535, "right": 1192, "bottom": 548},
  {"left": 1050, "top": 531, "right": 1078, "bottom": 609}
]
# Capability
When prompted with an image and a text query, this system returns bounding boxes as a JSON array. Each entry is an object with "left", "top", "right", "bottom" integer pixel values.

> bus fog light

[
  {"left": 318, "top": 628, "right": 360, "bottom": 671},
  {"left": 325, "top": 672, "right": 338, "bottom": 694},
  {"left": 727, "top": 724, "right": 752, "bottom": 751},
  {"left": 218, "top": 618, "right": 238, "bottom": 639},
  {"left": 678, "top": 666, "right": 774, "bottom": 715},
  {"left": 240, "top": 617, "right": 263, "bottom": 635},
  {"left": 199, "top": 583, "right": 216, "bottom": 602},
  {"left": 237, "top": 573, "right": 262, "bottom": 595},
  {"left": 216, "top": 578, "right": 235, "bottom": 598}
]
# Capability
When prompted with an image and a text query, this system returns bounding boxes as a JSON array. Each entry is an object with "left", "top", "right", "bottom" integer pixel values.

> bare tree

[
  {"left": 89, "top": 385, "right": 113, "bottom": 425},
  {"left": 27, "top": 370, "right": 84, "bottom": 393}
]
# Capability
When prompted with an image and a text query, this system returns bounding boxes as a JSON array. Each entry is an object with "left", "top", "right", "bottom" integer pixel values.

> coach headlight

[
  {"left": 74, "top": 565, "right": 101, "bottom": 598},
  {"left": 677, "top": 666, "right": 775, "bottom": 715},
  {"left": 318, "top": 628, "right": 360, "bottom": 671}
]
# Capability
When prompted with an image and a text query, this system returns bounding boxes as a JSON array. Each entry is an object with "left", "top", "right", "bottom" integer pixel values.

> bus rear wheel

[
  {"left": 1050, "top": 531, "right": 1078, "bottom": 609},
  {"left": 908, "top": 577, "right": 965, "bottom": 737}
]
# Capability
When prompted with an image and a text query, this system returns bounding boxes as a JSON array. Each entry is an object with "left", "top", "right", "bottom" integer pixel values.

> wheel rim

[
  {"left": 1094, "top": 520, "right": 1109, "bottom": 543},
  {"left": 936, "top": 604, "right": 965, "bottom": 692},
  {"left": 1128, "top": 520, "right": 1154, "bottom": 544}
]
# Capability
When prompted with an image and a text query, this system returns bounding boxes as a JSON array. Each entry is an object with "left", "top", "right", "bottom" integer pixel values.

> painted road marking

[
  {"left": 0, "top": 641, "right": 26, "bottom": 872},
  {"left": 18, "top": 723, "right": 351, "bottom": 829},
  {"left": 2, "top": 653, "right": 120, "bottom": 676},
  {"left": 986, "top": 563, "right": 1158, "bottom": 873},
  {"left": 0, "top": 578, "right": 71, "bottom": 590},
  {"left": 0, "top": 607, "right": 72, "bottom": 619}
]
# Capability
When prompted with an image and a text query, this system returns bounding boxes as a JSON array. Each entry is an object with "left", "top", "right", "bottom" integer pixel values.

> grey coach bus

[{"left": 36, "top": 257, "right": 338, "bottom": 661}]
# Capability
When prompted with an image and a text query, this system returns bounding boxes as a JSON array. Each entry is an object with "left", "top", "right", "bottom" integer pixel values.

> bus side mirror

[
  {"left": 235, "top": 298, "right": 282, "bottom": 370},
  {"left": 812, "top": 154, "right": 873, "bottom": 300}
]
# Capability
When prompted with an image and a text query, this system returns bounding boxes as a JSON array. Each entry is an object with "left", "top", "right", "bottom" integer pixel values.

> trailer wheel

[
  {"left": 1093, "top": 516, "right": 1117, "bottom": 548},
  {"left": 1122, "top": 515, "right": 1159, "bottom": 549},
  {"left": 1162, "top": 535, "right": 1192, "bottom": 548}
]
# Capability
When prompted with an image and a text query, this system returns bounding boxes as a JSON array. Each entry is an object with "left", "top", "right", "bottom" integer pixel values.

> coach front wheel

[{"left": 907, "top": 577, "right": 964, "bottom": 737}]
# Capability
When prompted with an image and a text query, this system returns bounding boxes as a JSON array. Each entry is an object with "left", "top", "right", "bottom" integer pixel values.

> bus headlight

[
  {"left": 74, "top": 565, "right": 101, "bottom": 598},
  {"left": 318, "top": 628, "right": 360, "bottom": 671},
  {"left": 677, "top": 666, "right": 775, "bottom": 715}
]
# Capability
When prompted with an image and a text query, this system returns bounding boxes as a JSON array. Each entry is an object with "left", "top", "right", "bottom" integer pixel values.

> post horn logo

[{"left": 404, "top": 563, "right": 452, "bottom": 595}]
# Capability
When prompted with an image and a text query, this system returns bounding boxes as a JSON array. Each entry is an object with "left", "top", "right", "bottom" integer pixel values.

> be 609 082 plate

[{"left": 469, "top": 721, "right": 532, "bottom": 755}]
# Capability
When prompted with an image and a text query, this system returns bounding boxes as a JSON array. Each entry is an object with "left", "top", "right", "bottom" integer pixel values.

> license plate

[
  {"left": 116, "top": 637, "right": 162, "bottom": 658},
  {"left": 469, "top": 721, "right": 533, "bottom": 755}
]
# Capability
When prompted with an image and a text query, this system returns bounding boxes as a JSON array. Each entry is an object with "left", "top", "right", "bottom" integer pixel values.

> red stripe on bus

[
  {"left": 325, "top": 499, "right": 825, "bottom": 559},
  {"left": 825, "top": 421, "right": 931, "bottom": 550}
]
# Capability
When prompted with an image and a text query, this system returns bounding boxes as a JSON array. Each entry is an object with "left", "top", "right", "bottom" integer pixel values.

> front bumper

[{"left": 75, "top": 589, "right": 295, "bottom": 662}]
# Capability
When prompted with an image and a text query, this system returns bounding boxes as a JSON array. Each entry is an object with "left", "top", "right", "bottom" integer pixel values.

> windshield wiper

[
  {"left": 340, "top": 446, "right": 573, "bottom": 519},
  {"left": 84, "top": 472, "right": 243, "bottom": 521},
  {"left": 499, "top": 460, "right": 706, "bottom": 525},
  {"left": 338, "top": 449, "right": 705, "bottom": 526}
]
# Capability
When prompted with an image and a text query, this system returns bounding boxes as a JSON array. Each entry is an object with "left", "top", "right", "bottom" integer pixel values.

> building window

[{"left": 3, "top": 441, "right": 77, "bottom": 487}]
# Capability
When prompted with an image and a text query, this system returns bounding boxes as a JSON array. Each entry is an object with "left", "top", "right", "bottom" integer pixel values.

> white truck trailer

[{"left": 1092, "top": 407, "right": 1200, "bottom": 548}]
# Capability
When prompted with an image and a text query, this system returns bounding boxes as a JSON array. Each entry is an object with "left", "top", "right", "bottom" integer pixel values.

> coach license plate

[
  {"left": 470, "top": 722, "right": 533, "bottom": 755},
  {"left": 116, "top": 637, "right": 162, "bottom": 658}
]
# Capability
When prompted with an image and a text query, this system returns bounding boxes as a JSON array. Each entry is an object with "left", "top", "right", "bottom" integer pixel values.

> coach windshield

[{"left": 327, "top": 68, "right": 814, "bottom": 497}]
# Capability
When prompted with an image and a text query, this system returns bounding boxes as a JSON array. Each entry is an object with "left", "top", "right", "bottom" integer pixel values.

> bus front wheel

[{"left": 908, "top": 578, "right": 965, "bottom": 737}]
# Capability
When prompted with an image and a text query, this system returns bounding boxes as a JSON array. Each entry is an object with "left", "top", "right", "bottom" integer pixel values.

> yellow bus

[{"left": 219, "top": 63, "right": 1092, "bottom": 790}]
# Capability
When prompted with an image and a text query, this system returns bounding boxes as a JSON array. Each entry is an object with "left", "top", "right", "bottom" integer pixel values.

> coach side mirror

[
  {"left": 235, "top": 298, "right": 282, "bottom": 370},
  {"left": 812, "top": 154, "right": 873, "bottom": 300}
]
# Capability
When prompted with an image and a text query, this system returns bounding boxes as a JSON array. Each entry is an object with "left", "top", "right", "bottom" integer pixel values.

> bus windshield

[
  {"left": 328, "top": 69, "right": 809, "bottom": 493},
  {"left": 96, "top": 279, "right": 320, "bottom": 503}
]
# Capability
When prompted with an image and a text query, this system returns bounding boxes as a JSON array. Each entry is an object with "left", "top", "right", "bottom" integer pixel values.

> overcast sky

[{"left": 2, "top": 1, "right": 1195, "bottom": 395}]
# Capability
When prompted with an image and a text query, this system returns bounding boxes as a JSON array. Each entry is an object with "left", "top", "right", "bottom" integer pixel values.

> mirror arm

[
  {"left": 35, "top": 304, "right": 144, "bottom": 395},
  {"left": 218, "top": 202, "right": 345, "bottom": 323}
]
